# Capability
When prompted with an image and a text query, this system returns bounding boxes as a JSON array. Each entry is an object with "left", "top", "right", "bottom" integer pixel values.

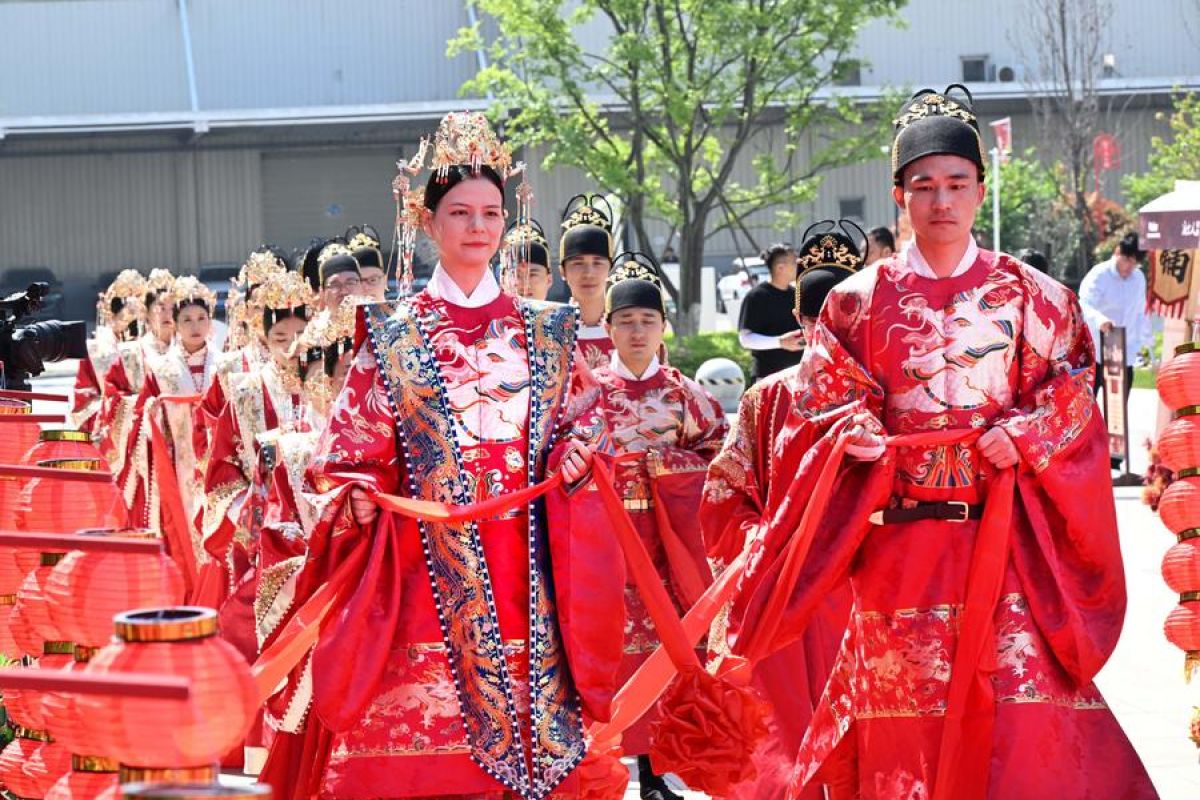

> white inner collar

[
  {"left": 904, "top": 238, "right": 979, "bottom": 279},
  {"left": 611, "top": 350, "right": 660, "bottom": 381},
  {"left": 427, "top": 263, "right": 501, "bottom": 308}
]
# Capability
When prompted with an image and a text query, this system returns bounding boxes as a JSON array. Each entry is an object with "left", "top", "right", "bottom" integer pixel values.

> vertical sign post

[{"left": 1101, "top": 326, "right": 1139, "bottom": 484}]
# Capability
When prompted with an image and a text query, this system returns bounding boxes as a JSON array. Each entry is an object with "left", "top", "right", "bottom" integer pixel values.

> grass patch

[
  {"left": 1134, "top": 368, "right": 1156, "bottom": 390},
  {"left": 665, "top": 331, "right": 753, "bottom": 379}
]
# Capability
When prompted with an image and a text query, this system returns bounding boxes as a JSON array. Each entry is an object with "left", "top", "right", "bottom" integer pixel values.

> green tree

[
  {"left": 451, "top": 0, "right": 904, "bottom": 335},
  {"left": 1123, "top": 91, "right": 1200, "bottom": 212},
  {"left": 975, "top": 149, "right": 1077, "bottom": 279}
]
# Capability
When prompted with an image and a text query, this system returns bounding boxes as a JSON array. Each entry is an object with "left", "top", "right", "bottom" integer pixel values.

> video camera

[{"left": 0, "top": 282, "right": 88, "bottom": 390}]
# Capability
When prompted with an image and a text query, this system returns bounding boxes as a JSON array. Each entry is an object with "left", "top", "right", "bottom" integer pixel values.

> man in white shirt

[{"left": 1078, "top": 232, "right": 1152, "bottom": 397}]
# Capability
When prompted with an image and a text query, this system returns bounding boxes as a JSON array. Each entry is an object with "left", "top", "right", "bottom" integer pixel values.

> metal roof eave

[{"left": 0, "top": 75, "right": 1194, "bottom": 139}]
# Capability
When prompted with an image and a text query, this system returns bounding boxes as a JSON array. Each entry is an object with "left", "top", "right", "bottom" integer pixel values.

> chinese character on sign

[{"left": 1161, "top": 250, "right": 1192, "bottom": 284}]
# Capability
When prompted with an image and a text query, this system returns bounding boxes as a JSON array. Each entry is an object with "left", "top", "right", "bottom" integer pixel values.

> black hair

[
  {"left": 423, "top": 165, "right": 505, "bottom": 212},
  {"left": 172, "top": 297, "right": 212, "bottom": 320},
  {"left": 761, "top": 242, "right": 796, "bottom": 273},
  {"left": 867, "top": 226, "right": 896, "bottom": 253},
  {"left": 262, "top": 306, "right": 310, "bottom": 336},
  {"left": 110, "top": 297, "right": 126, "bottom": 316},
  {"left": 1017, "top": 248, "right": 1049, "bottom": 273},
  {"left": 145, "top": 288, "right": 169, "bottom": 311},
  {"left": 1117, "top": 232, "right": 1145, "bottom": 260}
]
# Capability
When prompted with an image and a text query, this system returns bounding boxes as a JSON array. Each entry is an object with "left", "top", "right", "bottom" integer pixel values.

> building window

[
  {"left": 839, "top": 197, "right": 865, "bottom": 225},
  {"left": 961, "top": 56, "right": 989, "bottom": 83},
  {"left": 834, "top": 62, "right": 862, "bottom": 87}
]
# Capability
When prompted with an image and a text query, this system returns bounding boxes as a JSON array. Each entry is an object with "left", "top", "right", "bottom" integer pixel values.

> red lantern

[
  {"left": 1165, "top": 600, "right": 1200, "bottom": 680},
  {"left": 1159, "top": 346, "right": 1200, "bottom": 411},
  {"left": 77, "top": 607, "right": 257, "bottom": 778},
  {"left": 0, "top": 600, "right": 21, "bottom": 660},
  {"left": 0, "top": 398, "right": 40, "bottom": 531},
  {"left": 1163, "top": 537, "right": 1200, "bottom": 594},
  {"left": 1158, "top": 477, "right": 1200, "bottom": 535},
  {"left": 23, "top": 431, "right": 103, "bottom": 468},
  {"left": 24, "top": 740, "right": 73, "bottom": 798},
  {"left": 0, "top": 398, "right": 40, "bottom": 464},
  {"left": 41, "top": 656, "right": 91, "bottom": 755},
  {"left": 1158, "top": 416, "right": 1200, "bottom": 474},
  {"left": 44, "top": 759, "right": 119, "bottom": 800},
  {"left": 0, "top": 735, "right": 45, "bottom": 798},
  {"left": 45, "top": 532, "right": 185, "bottom": 649},
  {"left": 12, "top": 460, "right": 124, "bottom": 536}
]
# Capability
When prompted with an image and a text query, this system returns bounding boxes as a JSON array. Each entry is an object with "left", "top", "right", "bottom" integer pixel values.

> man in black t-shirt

[{"left": 738, "top": 242, "right": 804, "bottom": 382}]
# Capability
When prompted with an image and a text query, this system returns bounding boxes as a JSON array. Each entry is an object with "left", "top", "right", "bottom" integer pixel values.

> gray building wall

[{"left": 0, "top": 0, "right": 1194, "bottom": 298}]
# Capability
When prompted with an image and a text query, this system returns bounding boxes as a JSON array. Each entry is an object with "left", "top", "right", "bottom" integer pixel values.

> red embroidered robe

[
  {"left": 98, "top": 335, "right": 169, "bottom": 474},
  {"left": 117, "top": 345, "right": 214, "bottom": 570},
  {"left": 195, "top": 344, "right": 266, "bottom": 457},
  {"left": 201, "top": 360, "right": 312, "bottom": 661},
  {"left": 71, "top": 326, "right": 120, "bottom": 434},
  {"left": 575, "top": 359, "right": 727, "bottom": 754},
  {"left": 703, "top": 369, "right": 853, "bottom": 800},
  {"left": 725, "top": 249, "right": 1156, "bottom": 799},
  {"left": 576, "top": 322, "right": 615, "bottom": 372},
  {"left": 261, "top": 291, "right": 616, "bottom": 800}
]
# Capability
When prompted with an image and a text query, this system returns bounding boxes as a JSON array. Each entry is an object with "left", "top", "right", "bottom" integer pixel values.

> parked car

[
  {"left": 198, "top": 262, "right": 239, "bottom": 321},
  {"left": 716, "top": 257, "right": 768, "bottom": 314},
  {"left": 1, "top": 266, "right": 65, "bottom": 320}
]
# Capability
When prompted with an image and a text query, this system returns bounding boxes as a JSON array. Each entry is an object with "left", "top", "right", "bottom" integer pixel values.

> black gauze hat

[
  {"left": 892, "top": 85, "right": 985, "bottom": 184},
  {"left": 794, "top": 219, "right": 865, "bottom": 318},
  {"left": 560, "top": 194, "right": 614, "bottom": 263},
  {"left": 605, "top": 252, "right": 666, "bottom": 319},
  {"left": 317, "top": 240, "right": 361, "bottom": 286},
  {"left": 346, "top": 225, "right": 385, "bottom": 270},
  {"left": 295, "top": 238, "right": 327, "bottom": 293}
]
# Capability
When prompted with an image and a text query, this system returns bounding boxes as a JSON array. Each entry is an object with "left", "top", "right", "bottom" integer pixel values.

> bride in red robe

[{"left": 260, "top": 112, "right": 614, "bottom": 800}]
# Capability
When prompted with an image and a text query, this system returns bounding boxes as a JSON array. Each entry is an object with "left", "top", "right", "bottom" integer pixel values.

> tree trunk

[{"left": 675, "top": 216, "right": 707, "bottom": 337}]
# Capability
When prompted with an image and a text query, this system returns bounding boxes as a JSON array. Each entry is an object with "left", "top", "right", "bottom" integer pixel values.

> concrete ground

[{"left": 24, "top": 365, "right": 1200, "bottom": 797}]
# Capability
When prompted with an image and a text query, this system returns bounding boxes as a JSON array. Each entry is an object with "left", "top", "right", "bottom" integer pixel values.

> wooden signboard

[{"left": 1101, "top": 327, "right": 1133, "bottom": 478}]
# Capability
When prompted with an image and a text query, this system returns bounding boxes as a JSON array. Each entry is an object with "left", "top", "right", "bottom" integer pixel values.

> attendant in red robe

[
  {"left": 196, "top": 247, "right": 288, "bottom": 453},
  {"left": 98, "top": 268, "right": 175, "bottom": 475},
  {"left": 721, "top": 87, "right": 1155, "bottom": 800},
  {"left": 500, "top": 219, "right": 555, "bottom": 302},
  {"left": 703, "top": 221, "right": 867, "bottom": 800},
  {"left": 117, "top": 277, "right": 217, "bottom": 573},
  {"left": 559, "top": 194, "right": 616, "bottom": 369},
  {"left": 72, "top": 269, "right": 145, "bottom": 435},
  {"left": 200, "top": 269, "right": 315, "bottom": 660},
  {"left": 580, "top": 253, "right": 728, "bottom": 800},
  {"left": 261, "top": 112, "right": 615, "bottom": 800}
]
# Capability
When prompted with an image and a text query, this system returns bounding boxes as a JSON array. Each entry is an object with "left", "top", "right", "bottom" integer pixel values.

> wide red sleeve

[
  {"left": 994, "top": 271, "right": 1124, "bottom": 685},
  {"left": 702, "top": 384, "right": 768, "bottom": 565},
  {"left": 71, "top": 356, "right": 102, "bottom": 433},
  {"left": 200, "top": 398, "right": 252, "bottom": 562}
]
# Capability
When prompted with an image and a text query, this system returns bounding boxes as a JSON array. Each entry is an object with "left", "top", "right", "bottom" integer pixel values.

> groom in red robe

[{"left": 714, "top": 86, "right": 1156, "bottom": 800}]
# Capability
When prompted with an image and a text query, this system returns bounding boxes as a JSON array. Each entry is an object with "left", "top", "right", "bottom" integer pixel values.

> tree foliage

[
  {"left": 974, "top": 149, "right": 1077, "bottom": 279},
  {"left": 1123, "top": 91, "right": 1200, "bottom": 212},
  {"left": 451, "top": 0, "right": 904, "bottom": 334}
]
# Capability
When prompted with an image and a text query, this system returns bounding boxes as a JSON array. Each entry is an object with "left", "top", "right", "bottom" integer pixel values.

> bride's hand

[{"left": 350, "top": 486, "right": 379, "bottom": 526}]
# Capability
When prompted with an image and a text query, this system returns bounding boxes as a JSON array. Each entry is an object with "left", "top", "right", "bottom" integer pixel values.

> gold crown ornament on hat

[
  {"left": 793, "top": 219, "right": 866, "bottom": 316},
  {"left": 390, "top": 111, "right": 525, "bottom": 296},
  {"left": 169, "top": 276, "right": 217, "bottom": 314},
  {"left": 317, "top": 240, "right": 354, "bottom": 269},
  {"left": 500, "top": 214, "right": 549, "bottom": 294},
  {"left": 561, "top": 194, "right": 614, "bottom": 234},
  {"left": 345, "top": 225, "right": 382, "bottom": 253},
  {"left": 604, "top": 251, "right": 667, "bottom": 316},
  {"left": 891, "top": 84, "right": 986, "bottom": 179}
]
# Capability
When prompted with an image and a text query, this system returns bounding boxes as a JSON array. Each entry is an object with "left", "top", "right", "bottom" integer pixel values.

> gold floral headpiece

[
  {"left": 793, "top": 219, "right": 865, "bottom": 316},
  {"left": 253, "top": 270, "right": 315, "bottom": 316},
  {"left": 169, "top": 276, "right": 217, "bottom": 313},
  {"left": 98, "top": 269, "right": 147, "bottom": 329},
  {"left": 146, "top": 268, "right": 175, "bottom": 295},
  {"left": 237, "top": 251, "right": 287, "bottom": 290},
  {"left": 390, "top": 111, "right": 525, "bottom": 295}
]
